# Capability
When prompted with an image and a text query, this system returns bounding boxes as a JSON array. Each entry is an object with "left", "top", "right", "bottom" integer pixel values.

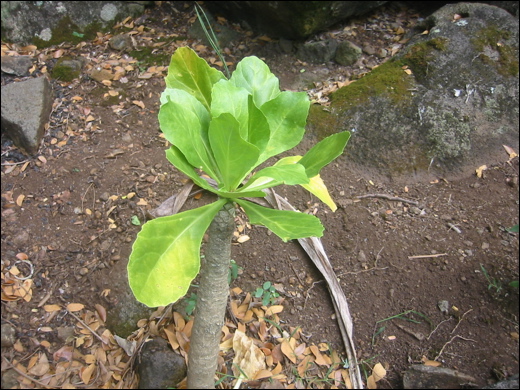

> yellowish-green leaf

[{"left": 128, "top": 199, "right": 228, "bottom": 307}]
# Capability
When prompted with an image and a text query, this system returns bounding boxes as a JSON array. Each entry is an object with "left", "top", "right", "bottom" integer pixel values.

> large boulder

[
  {"left": 203, "top": 1, "right": 387, "bottom": 40},
  {"left": 1, "top": 1, "right": 149, "bottom": 46},
  {"left": 308, "top": 3, "right": 519, "bottom": 181}
]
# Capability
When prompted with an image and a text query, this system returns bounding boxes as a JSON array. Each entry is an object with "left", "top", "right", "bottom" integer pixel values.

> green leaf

[
  {"left": 235, "top": 199, "right": 324, "bottom": 242},
  {"left": 247, "top": 95, "right": 270, "bottom": 153},
  {"left": 507, "top": 224, "right": 519, "bottom": 233},
  {"left": 299, "top": 131, "right": 351, "bottom": 177},
  {"left": 209, "top": 113, "right": 260, "bottom": 191},
  {"left": 230, "top": 56, "right": 280, "bottom": 107},
  {"left": 301, "top": 175, "right": 338, "bottom": 212},
  {"left": 165, "top": 47, "right": 225, "bottom": 111},
  {"left": 259, "top": 91, "right": 310, "bottom": 163},
  {"left": 242, "top": 164, "right": 309, "bottom": 192},
  {"left": 275, "top": 156, "right": 338, "bottom": 211},
  {"left": 159, "top": 89, "right": 220, "bottom": 181},
  {"left": 166, "top": 146, "right": 265, "bottom": 199},
  {"left": 165, "top": 146, "right": 219, "bottom": 193},
  {"left": 128, "top": 199, "right": 228, "bottom": 307},
  {"left": 210, "top": 80, "right": 250, "bottom": 139},
  {"left": 131, "top": 215, "right": 141, "bottom": 225}
]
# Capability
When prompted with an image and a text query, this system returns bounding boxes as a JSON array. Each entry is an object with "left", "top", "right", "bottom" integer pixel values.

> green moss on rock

[
  {"left": 307, "top": 104, "right": 340, "bottom": 139},
  {"left": 129, "top": 41, "right": 172, "bottom": 67},
  {"left": 32, "top": 15, "right": 104, "bottom": 48},
  {"left": 331, "top": 59, "right": 416, "bottom": 110},
  {"left": 471, "top": 25, "right": 519, "bottom": 76},
  {"left": 51, "top": 57, "right": 81, "bottom": 82},
  {"left": 402, "top": 37, "right": 449, "bottom": 78}
]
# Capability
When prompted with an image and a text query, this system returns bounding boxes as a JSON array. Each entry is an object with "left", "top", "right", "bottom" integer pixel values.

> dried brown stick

[
  {"left": 408, "top": 253, "right": 448, "bottom": 259},
  {"left": 66, "top": 311, "right": 108, "bottom": 345},
  {"left": 356, "top": 193, "right": 419, "bottom": 205}
]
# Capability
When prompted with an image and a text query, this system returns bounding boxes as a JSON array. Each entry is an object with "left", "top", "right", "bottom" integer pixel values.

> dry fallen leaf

[
  {"left": 476, "top": 165, "right": 487, "bottom": 178},
  {"left": 28, "top": 353, "right": 50, "bottom": 376},
  {"left": 233, "top": 330, "right": 266, "bottom": 380},
  {"left": 372, "top": 363, "right": 387, "bottom": 381},
  {"left": 280, "top": 337, "right": 298, "bottom": 364},
  {"left": 81, "top": 363, "right": 96, "bottom": 385},
  {"left": 237, "top": 234, "right": 250, "bottom": 243},
  {"left": 503, "top": 144, "right": 518, "bottom": 159},
  {"left": 43, "top": 304, "right": 61, "bottom": 312},
  {"left": 16, "top": 194, "right": 25, "bottom": 207},
  {"left": 95, "top": 304, "right": 107, "bottom": 322},
  {"left": 67, "top": 303, "right": 85, "bottom": 312},
  {"left": 132, "top": 100, "right": 146, "bottom": 109}
]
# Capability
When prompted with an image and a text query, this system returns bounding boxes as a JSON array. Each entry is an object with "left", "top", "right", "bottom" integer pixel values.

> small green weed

[
  {"left": 228, "top": 259, "right": 241, "bottom": 284},
  {"left": 184, "top": 292, "right": 198, "bottom": 316},
  {"left": 254, "top": 281, "right": 280, "bottom": 306},
  {"left": 372, "top": 310, "right": 430, "bottom": 346},
  {"left": 480, "top": 264, "right": 503, "bottom": 294},
  {"left": 506, "top": 224, "right": 519, "bottom": 233}
]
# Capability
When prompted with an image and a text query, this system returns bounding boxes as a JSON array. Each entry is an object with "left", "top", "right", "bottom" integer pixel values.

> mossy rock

[
  {"left": 32, "top": 15, "right": 103, "bottom": 48},
  {"left": 51, "top": 57, "right": 86, "bottom": 82},
  {"left": 307, "top": 2, "right": 518, "bottom": 181}
]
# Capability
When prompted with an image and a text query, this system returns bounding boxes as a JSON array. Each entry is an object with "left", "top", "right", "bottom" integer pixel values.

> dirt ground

[{"left": 2, "top": 2, "right": 518, "bottom": 389}]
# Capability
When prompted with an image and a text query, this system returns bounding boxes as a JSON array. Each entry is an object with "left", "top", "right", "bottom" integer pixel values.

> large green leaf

[
  {"left": 241, "top": 164, "right": 309, "bottom": 192},
  {"left": 166, "top": 146, "right": 265, "bottom": 198},
  {"left": 128, "top": 198, "right": 228, "bottom": 307},
  {"left": 235, "top": 199, "right": 324, "bottom": 242},
  {"left": 230, "top": 56, "right": 280, "bottom": 107},
  {"left": 209, "top": 113, "right": 260, "bottom": 191},
  {"left": 246, "top": 95, "right": 270, "bottom": 153},
  {"left": 165, "top": 146, "right": 219, "bottom": 193},
  {"left": 259, "top": 91, "right": 310, "bottom": 163},
  {"left": 159, "top": 89, "right": 220, "bottom": 181},
  {"left": 299, "top": 131, "right": 351, "bottom": 177},
  {"left": 210, "top": 80, "right": 250, "bottom": 139},
  {"left": 165, "top": 47, "right": 225, "bottom": 111}
]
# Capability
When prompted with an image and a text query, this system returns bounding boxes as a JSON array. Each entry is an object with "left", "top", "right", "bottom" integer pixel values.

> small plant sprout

[
  {"left": 480, "top": 264, "right": 503, "bottom": 294},
  {"left": 127, "top": 47, "right": 350, "bottom": 388},
  {"left": 254, "top": 281, "right": 281, "bottom": 306}
]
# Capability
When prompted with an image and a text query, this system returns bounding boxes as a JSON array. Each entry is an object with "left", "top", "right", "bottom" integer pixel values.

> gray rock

[
  {"left": 51, "top": 56, "right": 87, "bottom": 82},
  {"left": 137, "top": 337, "right": 187, "bottom": 389},
  {"left": 1, "top": 55, "right": 33, "bottom": 76},
  {"left": 203, "top": 1, "right": 387, "bottom": 40},
  {"left": 279, "top": 39, "right": 295, "bottom": 54},
  {"left": 297, "top": 39, "right": 338, "bottom": 64},
  {"left": 1, "top": 77, "right": 54, "bottom": 155},
  {"left": 335, "top": 41, "right": 362, "bottom": 66},
  {"left": 0, "top": 369, "right": 19, "bottom": 389},
  {"left": 1, "top": 1, "right": 148, "bottom": 45},
  {"left": 109, "top": 34, "right": 133, "bottom": 51},
  {"left": 483, "top": 375, "right": 519, "bottom": 389},
  {"left": 1, "top": 323, "right": 16, "bottom": 347},
  {"left": 403, "top": 364, "right": 477, "bottom": 389},
  {"left": 308, "top": 3, "right": 519, "bottom": 181}
]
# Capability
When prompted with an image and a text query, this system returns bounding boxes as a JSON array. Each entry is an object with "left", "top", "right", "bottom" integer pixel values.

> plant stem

[{"left": 187, "top": 201, "right": 235, "bottom": 389}]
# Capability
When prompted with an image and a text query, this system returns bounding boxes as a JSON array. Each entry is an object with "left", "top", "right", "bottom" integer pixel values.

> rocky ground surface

[{"left": 1, "top": 2, "right": 519, "bottom": 389}]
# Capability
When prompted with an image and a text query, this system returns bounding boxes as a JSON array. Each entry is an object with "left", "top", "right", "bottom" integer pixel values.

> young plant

[
  {"left": 480, "top": 264, "right": 503, "bottom": 295},
  {"left": 254, "top": 281, "right": 280, "bottom": 306},
  {"left": 127, "top": 47, "right": 350, "bottom": 388}
]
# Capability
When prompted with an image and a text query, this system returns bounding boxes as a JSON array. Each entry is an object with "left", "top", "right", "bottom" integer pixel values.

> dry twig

[{"left": 356, "top": 193, "right": 419, "bottom": 205}]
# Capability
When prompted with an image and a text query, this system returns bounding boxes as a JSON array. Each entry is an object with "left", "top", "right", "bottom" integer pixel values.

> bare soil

[{"left": 2, "top": 2, "right": 518, "bottom": 388}]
